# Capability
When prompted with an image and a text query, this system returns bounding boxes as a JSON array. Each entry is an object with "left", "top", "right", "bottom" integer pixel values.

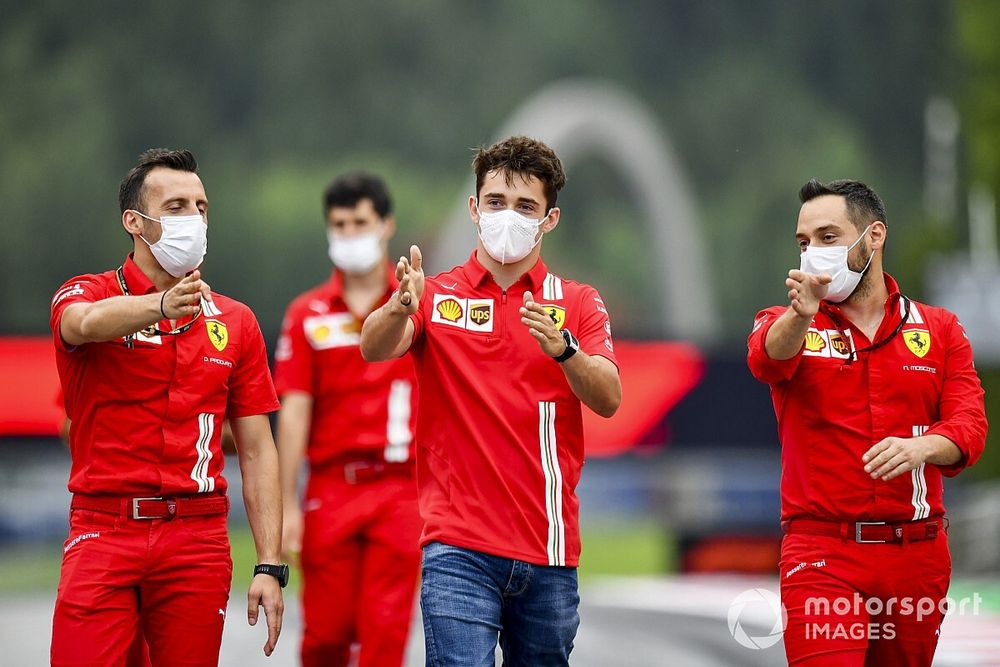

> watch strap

[
  {"left": 553, "top": 329, "right": 579, "bottom": 363},
  {"left": 254, "top": 563, "right": 289, "bottom": 588}
]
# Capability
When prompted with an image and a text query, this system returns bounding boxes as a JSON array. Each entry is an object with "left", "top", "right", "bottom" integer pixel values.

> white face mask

[
  {"left": 476, "top": 207, "right": 548, "bottom": 265},
  {"left": 133, "top": 210, "right": 207, "bottom": 278},
  {"left": 799, "top": 224, "right": 874, "bottom": 303},
  {"left": 327, "top": 229, "right": 383, "bottom": 274}
]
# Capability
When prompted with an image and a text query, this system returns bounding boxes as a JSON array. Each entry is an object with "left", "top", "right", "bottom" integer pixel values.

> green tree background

[{"left": 3, "top": 0, "right": 998, "bottom": 468}]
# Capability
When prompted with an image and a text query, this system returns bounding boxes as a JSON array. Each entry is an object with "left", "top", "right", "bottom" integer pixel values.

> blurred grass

[
  {"left": 0, "top": 520, "right": 672, "bottom": 595},
  {"left": 5, "top": 523, "right": 999, "bottom": 616}
]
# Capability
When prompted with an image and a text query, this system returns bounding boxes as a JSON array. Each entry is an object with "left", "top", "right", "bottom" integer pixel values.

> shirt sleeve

[
  {"left": 926, "top": 312, "right": 988, "bottom": 477},
  {"left": 577, "top": 286, "right": 618, "bottom": 370},
  {"left": 746, "top": 306, "right": 804, "bottom": 384},
  {"left": 49, "top": 275, "right": 105, "bottom": 353},
  {"left": 409, "top": 285, "right": 428, "bottom": 344},
  {"left": 227, "top": 307, "right": 281, "bottom": 419},
  {"left": 272, "top": 302, "right": 313, "bottom": 397}
]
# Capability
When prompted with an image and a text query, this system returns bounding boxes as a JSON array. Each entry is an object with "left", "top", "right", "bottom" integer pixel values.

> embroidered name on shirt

[
  {"left": 204, "top": 356, "right": 233, "bottom": 368},
  {"left": 903, "top": 364, "right": 937, "bottom": 374}
]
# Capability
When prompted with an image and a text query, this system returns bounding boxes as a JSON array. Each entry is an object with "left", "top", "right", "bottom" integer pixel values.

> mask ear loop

[{"left": 129, "top": 210, "right": 160, "bottom": 248}]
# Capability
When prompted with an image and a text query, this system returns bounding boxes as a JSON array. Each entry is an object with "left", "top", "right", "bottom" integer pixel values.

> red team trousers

[
  {"left": 51, "top": 502, "right": 232, "bottom": 667},
  {"left": 299, "top": 465, "right": 422, "bottom": 667},
  {"left": 780, "top": 529, "right": 951, "bottom": 666}
]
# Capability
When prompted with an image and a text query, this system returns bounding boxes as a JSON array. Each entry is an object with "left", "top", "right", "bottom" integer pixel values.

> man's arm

[
  {"left": 230, "top": 414, "right": 284, "bottom": 657},
  {"left": 519, "top": 292, "right": 621, "bottom": 418},
  {"left": 276, "top": 391, "right": 313, "bottom": 563},
  {"left": 764, "top": 269, "right": 832, "bottom": 360},
  {"left": 360, "top": 245, "right": 423, "bottom": 361},
  {"left": 863, "top": 313, "right": 987, "bottom": 481},
  {"left": 59, "top": 271, "right": 211, "bottom": 345},
  {"left": 558, "top": 352, "right": 621, "bottom": 418},
  {"left": 863, "top": 434, "right": 962, "bottom": 482}
]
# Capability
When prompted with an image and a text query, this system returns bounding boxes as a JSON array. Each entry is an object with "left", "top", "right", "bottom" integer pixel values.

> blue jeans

[{"left": 420, "top": 541, "right": 580, "bottom": 667}]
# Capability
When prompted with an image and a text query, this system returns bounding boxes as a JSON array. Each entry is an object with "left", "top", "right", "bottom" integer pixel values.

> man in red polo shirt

[
  {"left": 50, "top": 148, "right": 286, "bottom": 666},
  {"left": 747, "top": 179, "right": 987, "bottom": 666},
  {"left": 274, "top": 172, "right": 421, "bottom": 667},
  {"left": 361, "top": 136, "right": 621, "bottom": 666}
]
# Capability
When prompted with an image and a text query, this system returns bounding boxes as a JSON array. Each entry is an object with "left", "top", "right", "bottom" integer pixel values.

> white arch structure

[{"left": 429, "top": 79, "right": 719, "bottom": 342}]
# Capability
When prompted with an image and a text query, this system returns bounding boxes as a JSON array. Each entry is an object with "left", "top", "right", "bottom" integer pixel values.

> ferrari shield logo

[
  {"left": 541, "top": 305, "right": 566, "bottom": 330},
  {"left": 904, "top": 329, "right": 930, "bottom": 358},
  {"left": 206, "top": 320, "right": 228, "bottom": 352}
]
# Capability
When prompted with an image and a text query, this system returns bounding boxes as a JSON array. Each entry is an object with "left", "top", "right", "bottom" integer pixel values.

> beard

[{"left": 845, "top": 239, "right": 875, "bottom": 302}]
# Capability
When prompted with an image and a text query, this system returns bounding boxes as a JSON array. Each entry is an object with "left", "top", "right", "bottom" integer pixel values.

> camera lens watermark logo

[{"left": 728, "top": 588, "right": 787, "bottom": 649}]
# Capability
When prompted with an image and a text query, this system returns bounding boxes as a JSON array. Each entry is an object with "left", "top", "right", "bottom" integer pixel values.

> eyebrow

[
  {"left": 162, "top": 196, "right": 208, "bottom": 208},
  {"left": 796, "top": 223, "right": 842, "bottom": 238},
  {"left": 483, "top": 192, "right": 540, "bottom": 206}
]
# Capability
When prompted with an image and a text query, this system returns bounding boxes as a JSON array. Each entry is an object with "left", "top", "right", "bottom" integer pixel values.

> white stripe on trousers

[{"left": 538, "top": 401, "right": 565, "bottom": 566}]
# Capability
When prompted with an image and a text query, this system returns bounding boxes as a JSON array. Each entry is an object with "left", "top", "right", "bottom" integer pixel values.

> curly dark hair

[{"left": 472, "top": 136, "right": 567, "bottom": 210}]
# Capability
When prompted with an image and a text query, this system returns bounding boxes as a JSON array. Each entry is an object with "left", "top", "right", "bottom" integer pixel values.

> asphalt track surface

[{"left": 5, "top": 576, "right": 995, "bottom": 666}]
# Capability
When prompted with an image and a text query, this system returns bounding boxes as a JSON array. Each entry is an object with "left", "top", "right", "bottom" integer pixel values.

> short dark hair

[
  {"left": 118, "top": 148, "right": 198, "bottom": 213},
  {"left": 472, "top": 136, "right": 567, "bottom": 210},
  {"left": 323, "top": 172, "right": 392, "bottom": 218},
  {"left": 799, "top": 178, "right": 887, "bottom": 231}
]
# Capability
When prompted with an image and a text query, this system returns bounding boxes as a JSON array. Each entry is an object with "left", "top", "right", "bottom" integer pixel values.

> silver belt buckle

[
  {"left": 855, "top": 521, "right": 887, "bottom": 543},
  {"left": 131, "top": 496, "right": 164, "bottom": 520}
]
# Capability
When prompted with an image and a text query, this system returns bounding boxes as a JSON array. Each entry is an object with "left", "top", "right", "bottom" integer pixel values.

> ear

[
  {"left": 868, "top": 220, "right": 887, "bottom": 251},
  {"left": 541, "top": 207, "right": 560, "bottom": 234},
  {"left": 467, "top": 195, "right": 479, "bottom": 224},
  {"left": 122, "top": 210, "right": 142, "bottom": 237},
  {"left": 382, "top": 215, "right": 396, "bottom": 241}
]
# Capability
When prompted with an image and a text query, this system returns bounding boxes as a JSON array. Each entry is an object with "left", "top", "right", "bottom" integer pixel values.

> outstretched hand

[
  {"left": 393, "top": 245, "right": 424, "bottom": 315},
  {"left": 519, "top": 291, "right": 566, "bottom": 357},
  {"left": 162, "top": 270, "right": 212, "bottom": 320},
  {"left": 785, "top": 269, "right": 831, "bottom": 318}
]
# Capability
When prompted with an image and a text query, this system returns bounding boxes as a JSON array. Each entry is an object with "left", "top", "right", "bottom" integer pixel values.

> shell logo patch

[
  {"left": 206, "top": 320, "right": 228, "bottom": 352},
  {"left": 540, "top": 305, "right": 566, "bottom": 330},
  {"left": 311, "top": 325, "right": 331, "bottom": 342},
  {"left": 436, "top": 298, "right": 464, "bottom": 323},
  {"left": 804, "top": 330, "right": 826, "bottom": 353},
  {"left": 431, "top": 294, "right": 493, "bottom": 332},
  {"left": 303, "top": 313, "right": 360, "bottom": 350},
  {"left": 802, "top": 328, "right": 853, "bottom": 359},
  {"left": 905, "top": 329, "right": 931, "bottom": 358}
]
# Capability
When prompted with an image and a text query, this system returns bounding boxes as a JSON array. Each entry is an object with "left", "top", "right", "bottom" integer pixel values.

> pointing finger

[
  {"left": 523, "top": 290, "right": 533, "bottom": 307},
  {"left": 410, "top": 245, "right": 422, "bottom": 272}
]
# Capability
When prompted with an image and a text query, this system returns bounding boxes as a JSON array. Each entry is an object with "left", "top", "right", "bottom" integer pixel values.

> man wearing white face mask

[
  {"left": 49, "top": 149, "right": 286, "bottom": 665},
  {"left": 747, "top": 179, "right": 987, "bottom": 666},
  {"left": 273, "top": 172, "right": 421, "bottom": 667},
  {"left": 361, "top": 136, "right": 622, "bottom": 666}
]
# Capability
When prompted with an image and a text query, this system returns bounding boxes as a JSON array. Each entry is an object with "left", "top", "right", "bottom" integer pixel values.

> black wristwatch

[
  {"left": 552, "top": 329, "right": 579, "bottom": 363},
  {"left": 254, "top": 563, "right": 289, "bottom": 588}
]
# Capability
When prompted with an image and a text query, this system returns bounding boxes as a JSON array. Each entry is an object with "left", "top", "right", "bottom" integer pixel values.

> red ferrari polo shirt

[
  {"left": 273, "top": 266, "right": 418, "bottom": 467},
  {"left": 747, "top": 274, "right": 987, "bottom": 523},
  {"left": 50, "top": 255, "right": 280, "bottom": 497},
  {"left": 408, "top": 252, "right": 618, "bottom": 567}
]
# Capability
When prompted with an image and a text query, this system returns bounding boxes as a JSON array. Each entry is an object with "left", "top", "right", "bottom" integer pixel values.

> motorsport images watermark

[{"left": 727, "top": 589, "right": 984, "bottom": 649}]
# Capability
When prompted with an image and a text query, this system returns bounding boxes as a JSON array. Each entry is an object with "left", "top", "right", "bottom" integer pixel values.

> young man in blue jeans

[{"left": 361, "top": 136, "right": 622, "bottom": 665}]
